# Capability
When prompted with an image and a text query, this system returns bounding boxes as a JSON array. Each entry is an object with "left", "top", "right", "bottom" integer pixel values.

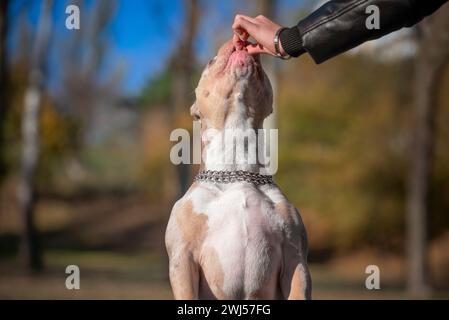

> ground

[
  {"left": 1, "top": 250, "right": 448, "bottom": 299},
  {"left": 1, "top": 183, "right": 448, "bottom": 299}
]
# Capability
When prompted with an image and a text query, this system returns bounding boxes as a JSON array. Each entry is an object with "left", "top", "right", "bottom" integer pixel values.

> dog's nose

[{"left": 229, "top": 50, "right": 251, "bottom": 68}]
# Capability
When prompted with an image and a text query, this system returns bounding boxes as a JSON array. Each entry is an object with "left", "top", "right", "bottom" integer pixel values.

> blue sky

[{"left": 8, "top": 0, "right": 307, "bottom": 96}]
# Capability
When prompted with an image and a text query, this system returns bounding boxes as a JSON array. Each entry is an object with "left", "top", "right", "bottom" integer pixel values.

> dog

[{"left": 165, "top": 40, "right": 311, "bottom": 300}]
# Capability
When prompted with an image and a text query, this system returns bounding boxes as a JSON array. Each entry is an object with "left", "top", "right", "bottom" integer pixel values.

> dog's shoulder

[
  {"left": 166, "top": 182, "right": 218, "bottom": 253},
  {"left": 260, "top": 185, "right": 307, "bottom": 247},
  {"left": 260, "top": 185, "right": 301, "bottom": 224}
]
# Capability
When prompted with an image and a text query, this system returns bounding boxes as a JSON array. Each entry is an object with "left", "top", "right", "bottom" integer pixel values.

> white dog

[{"left": 165, "top": 40, "right": 311, "bottom": 299}]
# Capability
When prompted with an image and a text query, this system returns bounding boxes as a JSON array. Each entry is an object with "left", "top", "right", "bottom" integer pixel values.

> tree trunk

[
  {"left": 18, "top": 0, "right": 53, "bottom": 272},
  {"left": 258, "top": 0, "right": 279, "bottom": 130},
  {"left": 171, "top": 0, "right": 201, "bottom": 198},
  {"left": 406, "top": 52, "right": 434, "bottom": 298},
  {"left": 0, "top": 0, "right": 9, "bottom": 181},
  {"left": 257, "top": 0, "right": 279, "bottom": 174},
  {"left": 406, "top": 4, "right": 449, "bottom": 297}
]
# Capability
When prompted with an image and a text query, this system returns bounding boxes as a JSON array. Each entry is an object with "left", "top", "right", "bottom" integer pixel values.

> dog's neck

[
  {"left": 200, "top": 104, "right": 267, "bottom": 173},
  {"left": 201, "top": 128, "right": 264, "bottom": 173},
  {"left": 195, "top": 72, "right": 275, "bottom": 174}
]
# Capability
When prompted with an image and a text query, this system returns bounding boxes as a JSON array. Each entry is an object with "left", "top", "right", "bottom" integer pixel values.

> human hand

[{"left": 232, "top": 14, "right": 286, "bottom": 57}]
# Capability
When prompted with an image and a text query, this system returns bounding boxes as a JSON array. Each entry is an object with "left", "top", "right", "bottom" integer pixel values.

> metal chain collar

[{"left": 194, "top": 170, "right": 274, "bottom": 185}]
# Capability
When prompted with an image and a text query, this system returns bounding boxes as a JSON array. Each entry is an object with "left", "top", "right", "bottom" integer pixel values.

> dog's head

[{"left": 191, "top": 40, "right": 273, "bottom": 130}]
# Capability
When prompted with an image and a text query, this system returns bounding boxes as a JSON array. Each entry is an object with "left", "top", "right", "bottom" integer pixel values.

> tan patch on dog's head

[{"left": 191, "top": 40, "right": 273, "bottom": 130}]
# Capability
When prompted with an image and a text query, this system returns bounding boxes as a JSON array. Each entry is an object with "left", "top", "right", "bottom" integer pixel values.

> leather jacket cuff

[{"left": 279, "top": 26, "right": 306, "bottom": 58}]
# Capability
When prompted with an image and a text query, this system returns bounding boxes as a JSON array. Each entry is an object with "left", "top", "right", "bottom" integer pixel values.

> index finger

[{"left": 232, "top": 14, "right": 258, "bottom": 39}]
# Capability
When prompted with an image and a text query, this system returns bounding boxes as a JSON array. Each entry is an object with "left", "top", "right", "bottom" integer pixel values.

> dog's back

[{"left": 166, "top": 182, "right": 311, "bottom": 299}]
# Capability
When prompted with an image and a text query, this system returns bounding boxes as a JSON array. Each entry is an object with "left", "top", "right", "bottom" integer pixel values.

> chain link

[{"left": 194, "top": 170, "right": 274, "bottom": 185}]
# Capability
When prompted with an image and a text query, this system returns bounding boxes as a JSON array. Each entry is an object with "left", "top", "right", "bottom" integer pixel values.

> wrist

[
  {"left": 279, "top": 38, "right": 287, "bottom": 56},
  {"left": 274, "top": 27, "right": 291, "bottom": 59},
  {"left": 279, "top": 26, "right": 305, "bottom": 58}
]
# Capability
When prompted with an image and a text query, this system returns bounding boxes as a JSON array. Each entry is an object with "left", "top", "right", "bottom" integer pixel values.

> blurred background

[{"left": 0, "top": 0, "right": 448, "bottom": 299}]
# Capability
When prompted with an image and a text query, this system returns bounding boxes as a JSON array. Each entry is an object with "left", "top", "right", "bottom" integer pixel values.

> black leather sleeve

[{"left": 280, "top": 0, "right": 448, "bottom": 63}]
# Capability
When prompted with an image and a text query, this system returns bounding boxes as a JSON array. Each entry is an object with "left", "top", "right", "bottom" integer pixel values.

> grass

[{"left": 0, "top": 249, "right": 172, "bottom": 299}]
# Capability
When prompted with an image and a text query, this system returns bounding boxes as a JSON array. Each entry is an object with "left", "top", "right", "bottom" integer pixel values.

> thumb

[{"left": 246, "top": 43, "right": 272, "bottom": 56}]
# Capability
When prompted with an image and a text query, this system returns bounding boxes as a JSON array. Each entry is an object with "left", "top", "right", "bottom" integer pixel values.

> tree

[
  {"left": 170, "top": 0, "right": 201, "bottom": 197},
  {"left": 0, "top": 0, "right": 9, "bottom": 182},
  {"left": 406, "top": 4, "right": 449, "bottom": 297},
  {"left": 257, "top": 0, "right": 278, "bottom": 125},
  {"left": 18, "top": 0, "right": 54, "bottom": 271},
  {"left": 59, "top": 0, "right": 119, "bottom": 146},
  {"left": 256, "top": 0, "right": 279, "bottom": 175}
]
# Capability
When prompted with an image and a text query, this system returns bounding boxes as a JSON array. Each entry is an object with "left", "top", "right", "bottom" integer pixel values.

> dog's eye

[{"left": 193, "top": 113, "right": 201, "bottom": 121}]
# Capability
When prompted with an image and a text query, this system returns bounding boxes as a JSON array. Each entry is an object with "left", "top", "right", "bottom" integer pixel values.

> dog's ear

[{"left": 190, "top": 102, "right": 200, "bottom": 120}]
